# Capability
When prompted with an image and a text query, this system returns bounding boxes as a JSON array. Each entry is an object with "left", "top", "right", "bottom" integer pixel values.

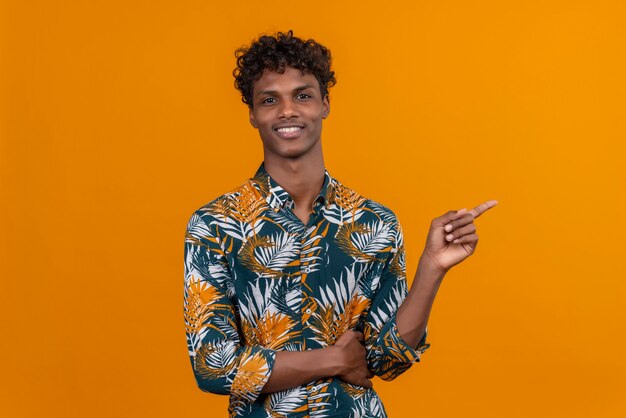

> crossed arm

[
  {"left": 261, "top": 258, "right": 445, "bottom": 393},
  {"left": 261, "top": 329, "right": 374, "bottom": 393}
]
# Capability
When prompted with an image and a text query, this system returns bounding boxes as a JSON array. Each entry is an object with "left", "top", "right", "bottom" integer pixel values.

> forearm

[
  {"left": 396, "top": 254, "right": 446, "bottom": 348},
  {"left": 261, "top": 347, "right": 341, "bottom": 393}
]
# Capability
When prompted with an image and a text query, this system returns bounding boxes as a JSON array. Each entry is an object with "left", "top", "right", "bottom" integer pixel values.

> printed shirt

[{"left": 183, "top": 161, "right": 431, "bottom": 418}]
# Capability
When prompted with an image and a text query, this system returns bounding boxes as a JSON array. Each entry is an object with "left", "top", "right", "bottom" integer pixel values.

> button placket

[
  {"left": 297, "top": 228, "right": 312, "bottom": 353},
  {"left": 299, "top": 223, "right": 317, "bottom": 339}
]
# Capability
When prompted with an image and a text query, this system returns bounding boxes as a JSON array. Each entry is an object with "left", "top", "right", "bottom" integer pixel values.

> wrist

[
  {"left": 418, "top": 252, "right": 447, "bottom": 281},
  {"left": 323, "top": 346, "right": 344, "bottom": 376}
]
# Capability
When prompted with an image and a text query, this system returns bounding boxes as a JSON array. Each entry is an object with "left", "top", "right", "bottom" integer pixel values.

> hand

[
  {"left": 421, "top": 200, "right": 498, "bottom": 274},
  {"left": 332, "top": 330, "right": 373, "bottom": 388}
]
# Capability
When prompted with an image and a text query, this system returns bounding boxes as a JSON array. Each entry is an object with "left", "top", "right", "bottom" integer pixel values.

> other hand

[
  {"left": 332, "top": 330, "right": 373, "bottom": 389},
  {"left": 421, "top": 200, "right": 498, "bottom": 274}
]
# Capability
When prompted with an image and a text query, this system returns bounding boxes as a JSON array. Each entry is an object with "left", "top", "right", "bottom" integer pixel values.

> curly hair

[{"left": 233, "top": 30, "right": 336, "bottom": 108}]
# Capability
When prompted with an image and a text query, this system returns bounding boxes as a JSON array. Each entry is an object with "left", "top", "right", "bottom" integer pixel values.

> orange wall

[{"left": 1, "top": 1, "right": 625, "bottom": 417}]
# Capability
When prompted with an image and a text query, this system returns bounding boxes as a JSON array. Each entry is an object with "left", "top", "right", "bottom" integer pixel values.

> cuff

[
  {"left": 230, "top": 346, "right": 277, "bottom": 403},
  {"left": 381, "top": 313, "right": 431, "bottom": 364}
]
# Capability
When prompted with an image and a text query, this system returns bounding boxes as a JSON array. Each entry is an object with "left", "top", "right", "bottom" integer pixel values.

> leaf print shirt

[{"left": 183, "top": 161, "right": 431, "bottom": 417}]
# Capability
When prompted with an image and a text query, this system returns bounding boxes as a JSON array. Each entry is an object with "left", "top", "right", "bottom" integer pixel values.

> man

[{"left": 183, "top": 30, "right": 497, "bottom": 417}]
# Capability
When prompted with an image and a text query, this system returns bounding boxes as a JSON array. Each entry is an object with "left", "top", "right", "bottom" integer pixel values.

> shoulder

[{"left": 186, "top": 178, "right": 263, "bottom": 230}]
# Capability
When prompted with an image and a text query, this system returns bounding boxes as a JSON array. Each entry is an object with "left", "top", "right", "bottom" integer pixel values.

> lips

[{"left": 274, "top": 124, "right": 305, "bottom": 139}]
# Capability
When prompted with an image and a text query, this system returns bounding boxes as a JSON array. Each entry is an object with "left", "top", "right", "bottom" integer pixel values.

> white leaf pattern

[
  {"left": 350, "top": 220, "right": 393, "bottom": 261},
  {"left": 253, "top": 232, "right": 300, "bottom": 277}
]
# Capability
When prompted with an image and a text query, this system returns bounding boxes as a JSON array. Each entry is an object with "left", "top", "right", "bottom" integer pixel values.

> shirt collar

[{"left": 251, "top": 161, "right": 336, "bottom": 212}]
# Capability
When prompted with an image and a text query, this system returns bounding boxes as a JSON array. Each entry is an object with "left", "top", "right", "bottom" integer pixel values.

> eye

[
  {"left": 261, "top": 97, "right": 276, "bottom": 105},
  {"left": 296, "top": 93, "right": 311, "bottom": 100}
]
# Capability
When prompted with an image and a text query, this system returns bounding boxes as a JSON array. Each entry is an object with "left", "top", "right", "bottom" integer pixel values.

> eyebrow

[{"left": 256, "top": 84, "right": 315, "bottom": 97}]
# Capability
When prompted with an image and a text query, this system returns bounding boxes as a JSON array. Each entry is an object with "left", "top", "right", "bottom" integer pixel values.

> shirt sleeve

[
  {"left": 183, "top": 211, "right": 276, "bottom": 403},
  {"left": 363, "top": 218, "right": 431, "bottom": 381}
]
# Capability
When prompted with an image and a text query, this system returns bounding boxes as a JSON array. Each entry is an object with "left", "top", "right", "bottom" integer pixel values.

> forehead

[{"left": 253, "top": 66, "right": 320, "bottom": 94}]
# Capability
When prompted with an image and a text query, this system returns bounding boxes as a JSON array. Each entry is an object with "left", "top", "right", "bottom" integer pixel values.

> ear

[
  {"left": 322, "top": 94, "right": 330, "bottom": 119},
  {"left": 249, "top": 106, "right": 258, "bottom": 128}
]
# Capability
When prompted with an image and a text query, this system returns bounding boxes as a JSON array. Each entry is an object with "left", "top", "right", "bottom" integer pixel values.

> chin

[
  {"left": 265, "top": 142, "right": 314, "bottom": 158},
  {"left": 276, "top": 149, "right": 309, "bottom": 159}
]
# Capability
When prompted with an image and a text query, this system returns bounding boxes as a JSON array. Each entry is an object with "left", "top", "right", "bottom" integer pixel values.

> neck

[{"left": 263, "top": 150, "right": 326, "bottom": 207}]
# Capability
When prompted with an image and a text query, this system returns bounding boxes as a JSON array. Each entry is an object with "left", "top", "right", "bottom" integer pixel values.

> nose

[{"left": 278, "top": 99, "right": 298, "bottom": 118}]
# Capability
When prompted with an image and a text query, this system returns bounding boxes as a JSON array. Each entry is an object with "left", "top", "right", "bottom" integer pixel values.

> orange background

[{"left": 2, "top": 1, "right": 625, "bottom": 417}]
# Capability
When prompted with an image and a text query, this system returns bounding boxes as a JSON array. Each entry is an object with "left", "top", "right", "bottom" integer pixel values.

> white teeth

[{"left": 277, "top": 126, "right": 302, "bottom": 133}]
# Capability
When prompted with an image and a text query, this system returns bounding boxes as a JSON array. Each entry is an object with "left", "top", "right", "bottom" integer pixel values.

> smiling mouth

[
  {"left": 273, "top": 125, "right": 305, "bottom": 139},
  {"left": 275, "top": 126, "right": 304, "bottom": 133}
]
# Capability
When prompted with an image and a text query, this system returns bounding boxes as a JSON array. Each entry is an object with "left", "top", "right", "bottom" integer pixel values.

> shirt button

[
  {"left": 305, "top": 308, "right": 312, "bottom": 315},
  {"left": 304, "top": 266, "right": 311, "bottom": 273}
]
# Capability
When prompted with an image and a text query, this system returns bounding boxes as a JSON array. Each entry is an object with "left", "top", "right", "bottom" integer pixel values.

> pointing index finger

[{"left": 470, "top": 200, "right": 498, "bottom": 219}]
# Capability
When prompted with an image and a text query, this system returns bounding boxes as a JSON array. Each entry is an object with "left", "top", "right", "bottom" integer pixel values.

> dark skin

[
  {"left": 247, "top": 65, "right": 498, "bottom": 393},
  {"left": 248, "top": 66, "right": 329, "bottom": 225}
]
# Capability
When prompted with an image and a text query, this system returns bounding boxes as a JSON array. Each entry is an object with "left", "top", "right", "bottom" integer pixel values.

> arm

[
  {"left": 261, "top": 349, "right": 338, "bottom": 393},
  {"left": 396, "top": 254, "right": 445, "bottom": 348},
  {"left": 262, "top": 330, "right": 373, "bottom": 393},
  {"left": 397, "top": 201, "right": 498, "bottom": 349},
  {"left": 362, "top": 219, "right": 432, "bottom": 381},
  {"left": 184, "top": 212, "right": 276, "bottom": 403}
]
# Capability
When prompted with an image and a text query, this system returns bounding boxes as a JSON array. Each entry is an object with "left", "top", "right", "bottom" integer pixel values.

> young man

[{"left": 183, "top": 30, "right": 497, "bottom": 417}]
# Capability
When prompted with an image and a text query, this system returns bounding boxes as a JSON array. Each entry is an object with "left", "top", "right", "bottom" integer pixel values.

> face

[{"left": 249, "top": 66, "right": 330, "bottom": 161}]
